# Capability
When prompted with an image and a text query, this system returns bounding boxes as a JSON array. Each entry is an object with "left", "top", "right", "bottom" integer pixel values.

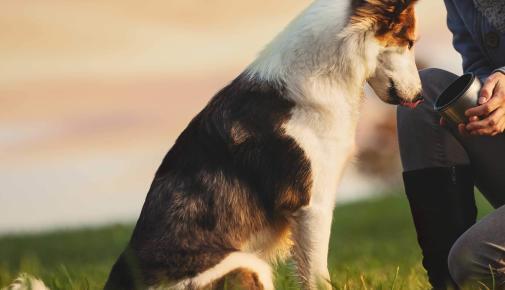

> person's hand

[{"left": 458, "top": 72, "right": 505, "bottom": 136}]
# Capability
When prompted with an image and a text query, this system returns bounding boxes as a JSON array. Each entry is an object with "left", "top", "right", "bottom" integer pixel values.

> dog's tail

[
  {"left": 2, "top": 273, "right": 50, "bottom": 290},
  {"left": 172, "top": 252, "right": 274, "bottom": 290}
]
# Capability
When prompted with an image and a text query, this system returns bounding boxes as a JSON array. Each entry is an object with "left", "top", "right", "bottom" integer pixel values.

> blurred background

[{"left": 0, "top": 0, "right": 463, "bottom": 234}]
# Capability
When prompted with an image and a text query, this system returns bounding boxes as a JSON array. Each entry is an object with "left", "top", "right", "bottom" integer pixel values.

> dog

[{"left": 104, "top": 0, "right": 422, "bottom": 289}]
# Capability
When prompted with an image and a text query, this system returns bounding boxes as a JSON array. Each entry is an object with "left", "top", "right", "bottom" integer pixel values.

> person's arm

[
  {"left": 444, "top": 0, "right": 493, "bottom": 79},
  {"left": 444, "top": 0, "right": 505, "bottom": 136}
]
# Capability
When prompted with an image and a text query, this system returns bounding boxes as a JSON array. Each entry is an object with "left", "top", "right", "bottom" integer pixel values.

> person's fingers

[
  {"left": 466, "top": 107, "right": 505, "bottom": 131},
  {"left": 458, "top": 123, "right": 469, "bottom": 136},
  {"left": 470, "top": 128, "right": 494, "bottom": 136},
  {"left": 468, "top": 116, "right": 479, "bottom": 123},
  {"left": 439, "top": 117, "right": 446, "bottom": 126},
  {"left": 495, "top": 117, "right": 505, "bottom": 134},
  {"left": 497, "top": 118, "right": 505, "bottom": 134},
  {"left": 490, "top": 118, "right": 505, "bottom": 136},
  {"left": 465, "top": 93, "right": 505, "bottom": 117},
  {"left": 466, "top": 77, "right": 505, "bottom": 117},
  {"left": 480, "top": 73, "right": 500, "bottom": 102},
  {"left": 470, "top": 116, "right": 505, "bottom": 136}
]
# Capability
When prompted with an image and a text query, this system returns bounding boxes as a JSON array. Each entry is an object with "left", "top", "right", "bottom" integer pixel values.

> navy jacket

[{"left": 444, "top": 0, "right": 505, "bottom": 79}]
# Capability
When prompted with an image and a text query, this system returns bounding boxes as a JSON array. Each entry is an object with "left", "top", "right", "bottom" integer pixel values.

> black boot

[{"left": 403, "top": 165, "right": 477, "bottom": 290}]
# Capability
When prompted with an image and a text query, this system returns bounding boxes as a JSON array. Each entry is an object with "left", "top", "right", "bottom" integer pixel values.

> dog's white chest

[{"left": 284, "top": 104, "right": 357, "bottom": 208}]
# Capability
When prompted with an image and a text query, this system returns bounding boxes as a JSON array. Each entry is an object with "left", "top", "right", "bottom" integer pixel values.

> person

[{"left": 397, "top": 0, "right": 505, "bottom": 289}]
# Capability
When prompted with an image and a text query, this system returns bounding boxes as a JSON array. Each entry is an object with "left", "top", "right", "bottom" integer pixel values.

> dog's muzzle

[{"left": 388, "top": 80, "right": 424, "bottom": 108}]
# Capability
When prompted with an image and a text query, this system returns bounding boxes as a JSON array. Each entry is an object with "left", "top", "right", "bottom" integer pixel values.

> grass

[{"left": 0, "top": 192, "right": 493, "bottom": 290}]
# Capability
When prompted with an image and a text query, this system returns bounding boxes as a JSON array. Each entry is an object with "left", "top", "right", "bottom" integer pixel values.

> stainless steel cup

[{"left": 434, "top": 73, "right": 481, "bottom": 124}]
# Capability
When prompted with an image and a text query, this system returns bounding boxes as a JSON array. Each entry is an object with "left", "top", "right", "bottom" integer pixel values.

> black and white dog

[{"left": 102, "top": 0, "right": 422, "bottom": 289}]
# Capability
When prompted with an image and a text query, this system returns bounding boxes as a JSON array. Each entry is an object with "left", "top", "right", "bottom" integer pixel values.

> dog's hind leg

[
  {"left": 206, "top": 268, "right": 266, "bottom": 290},
  {"left": 171, "top": 252, "right": 273, "bottom": 290},
  {"left": 292, "top": 206, "right": 334, "bottom": 290}
]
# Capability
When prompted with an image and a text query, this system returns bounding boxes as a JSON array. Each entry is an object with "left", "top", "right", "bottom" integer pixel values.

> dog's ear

[
  {"left": 386, "top": 0, "right": 416, "bottom": 28},
  {"left": 352, "top": 0, "right": 418, "bottom": 11},
  {"left": 349, "top": 0, "right": 418, "bottom": 32},
  {"left": 391, "top": 0, "right": 418, "bottom": 18},
  {"left": 352, "top": 0, "right": 418, "bottom": 20}
]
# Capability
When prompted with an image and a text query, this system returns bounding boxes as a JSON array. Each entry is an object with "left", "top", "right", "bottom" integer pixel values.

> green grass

[{"left": 0, "top": 193, "right": 493, "bottom": 290}]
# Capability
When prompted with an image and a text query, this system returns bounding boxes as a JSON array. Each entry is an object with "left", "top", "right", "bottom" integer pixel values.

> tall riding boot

[{"left": 403, "top": 165, "right": 477, "bottom": 290}]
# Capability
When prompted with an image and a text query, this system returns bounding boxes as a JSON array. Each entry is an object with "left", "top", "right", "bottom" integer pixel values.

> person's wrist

[{"left": 492, "top": 67, "right": 505, "bottom": 77}]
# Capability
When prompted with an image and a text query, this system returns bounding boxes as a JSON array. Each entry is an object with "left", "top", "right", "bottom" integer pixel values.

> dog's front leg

[{"left": 292, "top": 205, "right": 334, "bottom": 290}]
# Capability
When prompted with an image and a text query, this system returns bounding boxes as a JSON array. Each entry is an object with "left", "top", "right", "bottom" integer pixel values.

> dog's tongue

[{"left": 400, "top": 99, "right": 423, "bottom": 109}]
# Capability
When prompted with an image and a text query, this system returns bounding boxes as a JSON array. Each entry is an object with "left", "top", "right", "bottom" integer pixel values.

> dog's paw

[{"left": 2, "top": 274, "right": 49, "bottom": 290}]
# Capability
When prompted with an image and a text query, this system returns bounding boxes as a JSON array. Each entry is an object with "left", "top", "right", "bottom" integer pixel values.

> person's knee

[
  {"left": 448, "top": 234, "right": 477, "bottom": 286},
  {"left": 397, "top": 67, "right": 452, "bottom": 121},
  {"left": 419, "top": 68, "right": 444, "bottom": 103},
  {"left": 419, "top": 67, "right": 453, "bottom": 81},
  {"left": 418, "top": 68, "right": 458, "bottom": 105},
  {"left": 448, "top": 230, "right": 502, "bottom": 287}
]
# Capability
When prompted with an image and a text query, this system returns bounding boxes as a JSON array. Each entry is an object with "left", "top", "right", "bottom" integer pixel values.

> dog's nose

[{"left": 414, "top": 92, "right": 424, "bottom": 102}]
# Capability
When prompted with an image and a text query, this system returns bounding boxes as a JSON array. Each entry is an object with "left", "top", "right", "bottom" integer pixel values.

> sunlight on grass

[{"left": 0, "top": 192, "right": 493, "bottom": 289}]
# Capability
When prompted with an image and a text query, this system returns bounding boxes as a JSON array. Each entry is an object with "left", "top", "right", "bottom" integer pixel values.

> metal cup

[{"left": 434, "top": 73, "right": 481, "bottom": 124}]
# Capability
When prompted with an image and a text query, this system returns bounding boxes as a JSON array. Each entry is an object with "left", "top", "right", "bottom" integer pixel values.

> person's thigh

[
  {"left": 398, "top": 67, "right": 505, "bottom": 207},
  {"left": 448, "top": 204, "right": 505, "bottom": 288}
]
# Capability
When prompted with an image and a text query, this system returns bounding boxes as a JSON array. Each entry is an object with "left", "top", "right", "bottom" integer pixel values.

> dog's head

[{"left": 351, "top": 0, "right": 423, "bottom": 107}]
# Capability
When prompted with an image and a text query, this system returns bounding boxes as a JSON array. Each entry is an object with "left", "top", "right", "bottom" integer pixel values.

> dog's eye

[{"left": 407, "top": 40, "right": 414, "bottom": 50}]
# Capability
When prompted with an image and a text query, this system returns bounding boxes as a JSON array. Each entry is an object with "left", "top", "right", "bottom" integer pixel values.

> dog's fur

[
  {"left": 104, "top": 0, "right": 422, "bottom": 289},
  {"left": 2, "top": 274, "right": 49, "bottom": 290}
]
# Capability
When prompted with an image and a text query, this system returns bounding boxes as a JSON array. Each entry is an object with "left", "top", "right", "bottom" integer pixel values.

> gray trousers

[{"left": 397, "top": 68, "right": 505, "bottom": 287}]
